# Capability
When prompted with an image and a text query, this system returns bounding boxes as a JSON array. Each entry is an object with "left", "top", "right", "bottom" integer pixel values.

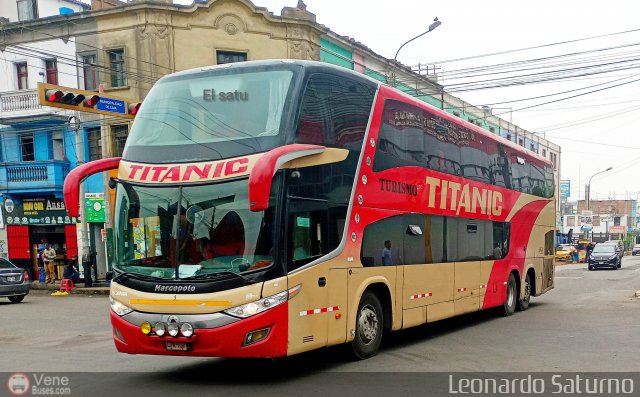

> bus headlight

[
  {"left": 167, "top": 323, "right": 180, "bottom": 337},
  {"left": 110, "top": 297, "right": 133, "bottom": 316},
  {"left": 224, "top": 285, "right": 301, "bottom": 319}
]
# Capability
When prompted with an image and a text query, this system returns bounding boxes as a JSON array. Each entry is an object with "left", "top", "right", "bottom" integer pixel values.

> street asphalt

[{"left": 1, "top": 256, "right": 639, "bottom": 395}]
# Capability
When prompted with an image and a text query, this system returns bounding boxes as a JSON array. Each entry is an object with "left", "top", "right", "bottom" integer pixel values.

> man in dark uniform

[{"left": 82, "top": 252, "right": 93, "bottom": 287}]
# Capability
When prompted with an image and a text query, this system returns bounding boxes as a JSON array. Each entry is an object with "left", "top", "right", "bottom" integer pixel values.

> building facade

[
  {"left": 561, "top": 199, "right": 637, "bottom": 243},
  {"left": 0, "top": 0, "right": 563, "bottom": 277}
]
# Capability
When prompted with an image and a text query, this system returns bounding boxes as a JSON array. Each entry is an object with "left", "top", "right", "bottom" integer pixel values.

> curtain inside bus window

[{"left": 295, "top": 73, "right": 375, "bottom": 150}]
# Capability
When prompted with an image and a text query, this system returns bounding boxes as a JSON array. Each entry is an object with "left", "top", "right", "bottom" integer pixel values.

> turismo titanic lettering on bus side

[
  {"left": 124, "top": 158, "right": 249, "bottom": 182},
  {"left": 425, "top": 176, "right": 503, "bottom": 216}
]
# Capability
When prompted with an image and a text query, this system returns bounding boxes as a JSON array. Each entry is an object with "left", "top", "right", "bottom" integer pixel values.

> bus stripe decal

[
  {"left": 480, "top": 284, "right": 487, "bottom": 289},
  {"left": 299, "top": 306, "right": 340, "bottom": 316},
  {"left": 410, "top": 293, "right": 432, "bottom": 300},
  {"left": 457, "top": 287, "right": 467, "bottom": 292}
]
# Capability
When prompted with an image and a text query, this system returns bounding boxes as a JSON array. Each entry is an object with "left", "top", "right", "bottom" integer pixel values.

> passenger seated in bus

[
  {"left": 493, "top": 244, "right": 503, "bottom": 260},
  {"left": 382, "top": 240, "right": 393, "bottom": 265}
]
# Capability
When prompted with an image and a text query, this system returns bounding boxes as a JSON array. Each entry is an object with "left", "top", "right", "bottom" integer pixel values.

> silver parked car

[{"left": 0, "top": 258, "right": 30, "bottom": 303}]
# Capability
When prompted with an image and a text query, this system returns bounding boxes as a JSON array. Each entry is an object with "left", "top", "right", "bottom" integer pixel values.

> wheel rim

[
  {"left": 524, "top": 277, "right": 531, "bottom": 303},
  {"left": 507, "top": 283, "right": 515, "bottom": 307},
  {"left": 357, "top": 304, "right": 379, "bottom": 345}
]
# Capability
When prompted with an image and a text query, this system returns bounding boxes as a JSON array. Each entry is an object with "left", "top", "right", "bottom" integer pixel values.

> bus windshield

[
  {"left": 124, "top": 68, "right": 296, "bottom": 163},
  {"left": 113, "top": 178, "right": 278, "bottom": 280}
]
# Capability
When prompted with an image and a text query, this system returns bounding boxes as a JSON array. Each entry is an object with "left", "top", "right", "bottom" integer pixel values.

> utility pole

[
  {"left": 69, "top": 116, "right": 90, "bottom": 263},
  {"left": 98, "top": 84, "right": 113, "bottom": 274}
]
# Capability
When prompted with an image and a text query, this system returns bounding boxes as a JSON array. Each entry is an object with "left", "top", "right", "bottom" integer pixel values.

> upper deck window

[{"left": 125, "top": 68, "right": 294, "bottom": 162}]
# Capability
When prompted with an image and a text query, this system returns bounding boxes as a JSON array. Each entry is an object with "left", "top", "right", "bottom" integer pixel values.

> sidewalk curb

[{"left": 29, "top": 283, "right": 110, "bottom": 296}]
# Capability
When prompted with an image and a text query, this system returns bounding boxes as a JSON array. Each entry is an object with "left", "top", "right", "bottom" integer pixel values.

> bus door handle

[{"left": 318, "top": 277, "right": 326, "bottom": 287}]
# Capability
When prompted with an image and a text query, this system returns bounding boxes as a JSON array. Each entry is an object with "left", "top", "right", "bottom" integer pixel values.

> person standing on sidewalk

[
  {"left": 82, "top": 252, "right": 92, "bottom": 287},
  {"left": 43, "top": 243, "right": 57, "bottom": 284}
]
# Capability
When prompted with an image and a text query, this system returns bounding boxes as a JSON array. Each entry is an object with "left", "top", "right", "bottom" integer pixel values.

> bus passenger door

[{"left": 454, "top": 261, "right": 481, "bottom": 315}]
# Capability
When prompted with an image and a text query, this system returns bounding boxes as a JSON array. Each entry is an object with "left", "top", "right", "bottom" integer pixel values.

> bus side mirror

[
  {"left": 64, "top": 157, "right": 122, "bottom": 217},
  {"left": 248, "top": 144, "right": 326, "bottom": 212}
]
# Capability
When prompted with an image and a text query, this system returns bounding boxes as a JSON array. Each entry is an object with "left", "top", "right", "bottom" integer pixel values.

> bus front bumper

[{"left": 110, "top": 302, "right": 288, "bottom": 358}]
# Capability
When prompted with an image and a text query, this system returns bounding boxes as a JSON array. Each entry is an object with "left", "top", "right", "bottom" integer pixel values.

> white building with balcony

[{"left": 0, "top": 0, "right": 93, "bottom": 275}]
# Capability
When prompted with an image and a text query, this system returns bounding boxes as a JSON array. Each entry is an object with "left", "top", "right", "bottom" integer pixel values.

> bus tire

[
  {"left": 503, "top": 273, "right": 517, "bottom": 316},
  {"left": 517, "top": 272, "right": 531, "bottom": 311},
  {"left": 351, "top": 291, "right": 383, "bottom": 359}
]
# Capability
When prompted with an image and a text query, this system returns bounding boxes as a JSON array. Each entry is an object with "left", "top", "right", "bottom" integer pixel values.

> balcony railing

[
  {"left": 0, "top": 89, "right": 42, "bottom": 113},
  {"left": 0, "top": 160, "right": 71, "bottom": 193}
]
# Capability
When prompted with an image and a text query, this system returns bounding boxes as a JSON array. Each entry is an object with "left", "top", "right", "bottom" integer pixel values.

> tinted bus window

[
  {"left": 295, "top": 73, "right": 376, "bottom": 150},
  {"left": 360, "top": 214, "right": 510, "bottom": 266}
]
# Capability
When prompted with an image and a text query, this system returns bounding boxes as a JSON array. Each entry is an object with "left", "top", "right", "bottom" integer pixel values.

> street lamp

[
  {"left": 586, "top": 166, "right": 613, "bottom": 211},
  {"left": 394, "top": 18, "right": 442, "bottom": 63},
  {"left": 390, "top": 18, "right": 442, "bottom": 86}
]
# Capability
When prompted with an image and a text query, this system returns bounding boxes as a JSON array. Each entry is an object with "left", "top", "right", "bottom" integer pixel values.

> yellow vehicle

[
  {"left": 576, "top": 239, "right": 591, "bottom": 263},
  {"left": 555, "top": 244, "right": 576, "bottom": 262}
]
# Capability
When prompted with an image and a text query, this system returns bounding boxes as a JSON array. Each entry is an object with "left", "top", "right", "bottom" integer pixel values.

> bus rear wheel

[
  {"left": 351, "top": 291, "right": 383, "bottom": 359},
  {"left": 517, "top": 273, "right": 531, "bottom": 311},
  {"left": 503, "top": 273, "right": 517, "bottom": 316}
]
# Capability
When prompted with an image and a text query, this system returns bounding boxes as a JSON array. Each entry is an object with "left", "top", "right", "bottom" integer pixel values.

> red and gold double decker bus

[{"left": 65, "top": 60, "right": 555, "bottom": 359}]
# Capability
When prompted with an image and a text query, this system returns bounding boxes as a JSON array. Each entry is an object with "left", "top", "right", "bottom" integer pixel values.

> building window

[
  {"left": 567, "top": 216, "right": 575, "bottom": 227},
  {"left": 542, "top": 149, "right": 546, "bottom": 157},
  {"left": 489, "top": 127, "right": 495, "bottom": 133},
  {"left": 21, "top": 134, "right": 34, "bottom": 161},
  {"left": 518, "top": 138, "right": 524, "bottom": 146},
  {"left": 16, "top": 0, "right": 37, "bottom": 21},
  {"left": 614, "top": 216, "right": 621, "bottom": 226},
  {"left": 112, "top": 125, "right": 129, "bottom": 157},
  {"left": 45, "top": 59, "right": 58, "bottom": 85},
  {"left": 506, "top": 133, "right": 511, "bottom": 140},
  {"left": 87, "top": 127, "right": 102, "bottom": 161},
  {"left": 216, "top": 51, "right": 247, "bottom": 64},
  {"left": 81, "top": 54, "right": 98, "bottom": 90},
  {"left": 51, "top": 131, "right": 64, "bottom": 160},
  {"left": 550, "top": 152, "right": 557, "bottom": 169},
  {"left": 16, "top": 62, "right": 28, "bottom": 90},
  {"left": 109, "top": 49, "right": 126, "bottom": 87},
  {"left": 453, "top": 111, "right": 461, "bottom": 117}
]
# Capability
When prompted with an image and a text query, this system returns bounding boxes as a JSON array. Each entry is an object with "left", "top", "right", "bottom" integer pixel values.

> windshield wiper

[{"left": 182, "top": 271, "right": 252, "bottom": 283}]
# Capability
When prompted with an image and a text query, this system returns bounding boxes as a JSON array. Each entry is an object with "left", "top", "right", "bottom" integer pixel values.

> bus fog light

[
  {"left": 141, "top": 322, "right": 152, "bottom": 335},
  {"left": 243, "top": 327, "right": 270, "bottom": 346},
  {"left": 154, "top": 322, "right": 166, "bottom": 337},
  {"left": 167, "top": 323, "right": 180, "bottom": 337},
  {"left": 180, "top": 323, "right": 193, "bottom": 338}
]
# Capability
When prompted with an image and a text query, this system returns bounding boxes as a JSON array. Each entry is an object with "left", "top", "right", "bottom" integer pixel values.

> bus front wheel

[
  {"left": 503, "top": 273, "right": 517, "bottom": 316},
  {"left": 351, "top": 291, "right": 383, "bottom": 359}
]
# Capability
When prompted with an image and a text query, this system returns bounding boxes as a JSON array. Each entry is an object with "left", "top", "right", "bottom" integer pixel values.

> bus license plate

[{"left": 165, "top": 342, "right": 190, "bottom": 351}]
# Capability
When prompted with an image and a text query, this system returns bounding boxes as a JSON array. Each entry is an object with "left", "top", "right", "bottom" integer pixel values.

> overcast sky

[{"left": 170, "top": 0, "right": 640, "bottom": 202}]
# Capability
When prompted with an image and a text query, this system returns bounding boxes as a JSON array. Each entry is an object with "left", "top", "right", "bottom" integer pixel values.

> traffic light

[
  {"left": 84, "top": 95, "right": 100, "bottom": 108},
  {"left": 38, "top": 83, "right": 140, "bottom": 119},
  {"left": 128, "top": 102, "right": 141, "bottom": 116}
]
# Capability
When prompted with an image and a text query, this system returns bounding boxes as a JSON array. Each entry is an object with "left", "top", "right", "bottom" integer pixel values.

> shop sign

[
  {"left": 608, "top": 226, "right": 626, "bottom": 234},
  {"left": 85, "top": 193, "right": 106, "bottom": 223},
  {"left": 3, "top": 198, "right": 78, "bottom": 225}
]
